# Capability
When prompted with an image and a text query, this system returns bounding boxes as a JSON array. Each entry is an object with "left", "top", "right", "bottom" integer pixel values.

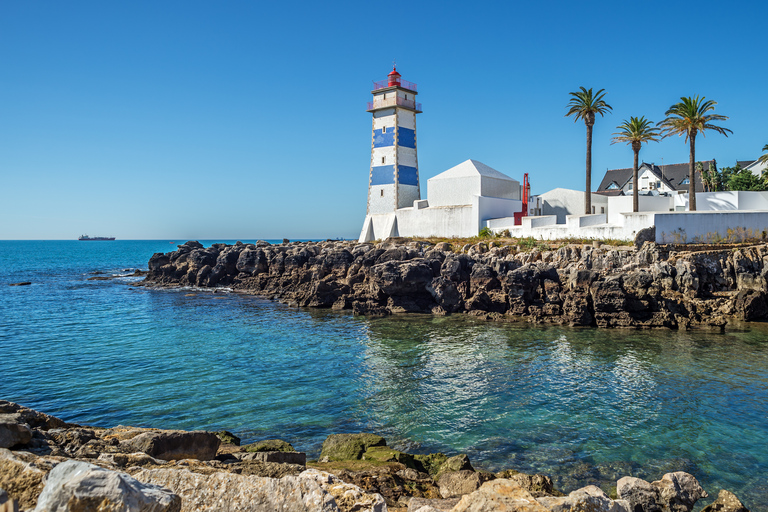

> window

[
  {"left": 681, "top": 178, "right": 690, "bottom": 185},
  {"left": 601, "top": 207, "right": 605, "bottom": 214},
  {"left": 381, "top": 157, "right": 385, "bottom": 164},
  {"left": 607, "top": 182, "right": 618, "bottom": 190},
  {"left": 405, "top": 94, "right": 408, "bottom": 100},
  {"left": 380, "top": 190, "right": 384, "bottom": 197},
  {"left": 656, "top": 181, "right": 661, "bottom": 188},
  {"left": 382, "top": 126, "right": 386, "bottom": 133},
  {"left": 592, "top": 206, "right": 595, "bottom": 214},
  {"left": 629, "top": 183, "right": 633, "bottom": 190}
]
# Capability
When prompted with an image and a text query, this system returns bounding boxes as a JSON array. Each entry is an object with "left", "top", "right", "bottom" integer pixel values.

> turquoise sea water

[{"left": 1, "top": 240, "right": 767, "bottom": 509}]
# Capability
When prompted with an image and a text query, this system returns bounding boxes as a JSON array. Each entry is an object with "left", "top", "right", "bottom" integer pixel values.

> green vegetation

[
  {"left": 611, "top": 116, "right": 660, "bottom": 212},
  {"left": 478, "top": 227, "right": 493, "bottom": 238},
  {"left": 566, "top": 87, "right": 612, "bottom": 215},
  {"left": 657, "top": 96, "right": 732, "bottom": 210}
]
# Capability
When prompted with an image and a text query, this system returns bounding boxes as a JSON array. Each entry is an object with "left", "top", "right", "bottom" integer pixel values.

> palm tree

[
  {"left": 611, "top": 116, "right": 660, "bottom": 212},
  {"left": 758, "top": 144, "right": 768, "bottom": 165},
  {"left": 566, "top": 87, "right": 612, "bottom": 214},
  {"left": 657, "top": 96, "right": 731, "bottom": 211}
]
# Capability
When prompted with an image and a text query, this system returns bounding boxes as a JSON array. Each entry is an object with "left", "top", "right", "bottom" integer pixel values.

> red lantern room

[{"left": 387, "top": 66, "right": 401, "bottom": 87}]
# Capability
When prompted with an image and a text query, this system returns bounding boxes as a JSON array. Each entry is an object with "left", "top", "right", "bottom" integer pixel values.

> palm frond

[
  {"left": 565, "top": 86, "right": 613, "bottom": 122},
  {"left": 657, "top": 95, "right": 731, "bottom": 142},
  {"left": 611, "top": 116, "right": 661, "bottom": 145},
  {"left": 758, "top": 144, "right": 768, "bottom": 165}
]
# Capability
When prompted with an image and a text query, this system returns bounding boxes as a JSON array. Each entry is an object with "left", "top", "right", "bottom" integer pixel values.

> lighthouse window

[
  {"left": 381, "top": 157, "right": 385, "bottom": 164},
  {"left": 382, "top": 126, "right": 386, "bottom": 133},
  {"left": 380, "top": 190, "right": 384, "bottom": 197}
]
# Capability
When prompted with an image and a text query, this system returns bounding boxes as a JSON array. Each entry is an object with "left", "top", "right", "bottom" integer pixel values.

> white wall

[
  {"left": 539, "top": 189, "right": 607, "bottom": 224},
  {"left": 368, "top": 184, "right": 396, "bottom": 214},
  {"left": 373, "top": 117, "right": 394, "bottom": 131},
  {"left": 398, "top": 184, "right": 421, "bottom": 210},
  {"left": 499, "top": 211, "right": 656, "bottom": 241},
  {"left": 428, "top": 176, "right": 478, "bottom": 207},
  {"left": 606, "top": 195, "right": 672, "bottom": 225},
  {"left": 371, "top": 146, "right": 396, "bottom": 166},
  {"left": 738, "top": 191, "right": 768, "bottom": 209},
  {"left": 394, "top": 205, "right": 477, "bottom": 238},
  {"left": 655, "top": 211, "right": 768, "bottom": 244},
  {"left": 476, "top": 196, "right": 522, "bottom": 223},
  {"left": 480, "top": 176, "right": 521, "bottom": 200},
  {"left": 398, "top": 147, "right": 417, "bottom": 168},
  {"left": 398, "top": 110, "right": 416, "bottom": 130},
  {"left": 672, "top": 191, "right": 768, "bottom": 211}
]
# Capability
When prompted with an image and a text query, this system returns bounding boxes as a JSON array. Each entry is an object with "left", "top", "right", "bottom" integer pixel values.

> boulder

[
  {"left": 97, "top": 452, "right": 166, "bottom": 468},
  {"left": 0, "top": 401, "right": 71, "bottom": 431},
  {"left": 654, "top": 472, "right": 708, "bottom": 511},
  {"left": 243, "top": 439, "right": 295, "bottom": 453},
  {"left": 437, "top": 470, "right": 493, "bottom": 499},
  {"left": 122, "top": 430, "right": 220, "bottom": 461},
  {"left": 239, "top": 451, "right": 306, "bottom": 465},
  {"left": 701, "top": 489, "right": 751, "bottom": 512},
  {"left": 495, "top": 471, "right": 557, "bottom": 498},
  {"left": 319, "top": 433, "right": 386, "bottom": 461},
  {"left": 134, "top": 467, "right": 384, "bottom": 512},
  {"left": 0, "top": 423, "right": 32, "bottom": 449},
  {"left": 407, "top": 497, "right": 459, "bottom": 512},
  {"left": 363, "top": 446, "right": 417, "bottom": 468},
  {"left": 34, "top": 460, "right": 180, "bottom": 512},
  {"left": 617, "top": 476, "right": 660, "bottom": 512},
  {"left": 452, "top": 479, "right": 550, "bottom": 512},
  {"left": 537, "top": 485, "right": 630, "bottom": 511},
  {"left": 617, "top": 472, "right": 708, "bottom": 512},
  {"left": 0, "top": 449, "right": 54, "bottom": 510},
  {"left": 230, "top": 461, "right": 306, "bottom": 478},
  {"left": 435, "top": 454, "right": 473, "bottom": 479},
  {"left": 215, "top": 430, "right": 240, "bottom": 446}
]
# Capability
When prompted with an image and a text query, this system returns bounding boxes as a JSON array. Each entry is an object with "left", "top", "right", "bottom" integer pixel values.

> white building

[
  {"left": 744, "top": 158, "right": 768, "bottom": 177},
  {"left": 358, "top": 68, "right": 523, "bottom": 242}
]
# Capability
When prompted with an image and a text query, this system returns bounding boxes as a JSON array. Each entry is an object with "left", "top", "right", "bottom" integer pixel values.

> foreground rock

[
  {"left": 122, "top": 430, "right": 221, "bottom": 461},
  {"left": 701, "top": 490, "right": 751, "bottom": 512},
  {"left": 133, "top": 467, "right": 385, "bottom": 512},
  {"left": 617, "top": 472, "right": 708, "bottom": 512},
  {"left": 141, "top": 239, "right": 768, "bottom": 329},
  {"left": 35, "top": 460, "right": 181, "bottom": 512},
  {"left": 0, "top": 401, "right": 755, "bottom": 512}
]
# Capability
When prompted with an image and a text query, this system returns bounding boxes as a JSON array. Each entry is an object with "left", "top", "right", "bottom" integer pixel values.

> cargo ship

[{"left": 78, "top": 235, "right": 116, "bottom": 241}]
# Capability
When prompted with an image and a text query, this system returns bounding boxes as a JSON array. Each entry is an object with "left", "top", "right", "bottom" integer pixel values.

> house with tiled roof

[{"left": 596, "top": 160, "right": 716, "bottom": 195}]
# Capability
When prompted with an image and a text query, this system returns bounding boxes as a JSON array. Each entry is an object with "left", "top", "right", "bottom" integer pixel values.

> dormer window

[
  {"left": 607, "top": 182, "right": 619, "bottom": 190},
  {"left": 681, "top": 178, "right": 690, "bottom": 185}
]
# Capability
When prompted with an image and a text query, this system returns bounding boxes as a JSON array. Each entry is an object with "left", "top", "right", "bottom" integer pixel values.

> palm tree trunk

[
  {"left": 633, "top": 149, "right": 639, "bottom": 212},
  {"left": 689, "top": 133, "right": 697, "bottom": 211},
  {"left": 585, "top": 123, "right": 593, "bottom": 215}
]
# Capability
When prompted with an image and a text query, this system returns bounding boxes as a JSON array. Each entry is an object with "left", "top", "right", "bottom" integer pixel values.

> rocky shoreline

[
  {"left": 141, "top": 238, "right": 768, "bottom": 330},
  {"left": 0, "top": 401, "right": 751, "bottom": 511}
]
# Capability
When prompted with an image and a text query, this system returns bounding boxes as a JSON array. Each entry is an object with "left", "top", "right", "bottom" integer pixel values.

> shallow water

[{"left": 1, "top": 240, "right": 767, "bottom": 509}]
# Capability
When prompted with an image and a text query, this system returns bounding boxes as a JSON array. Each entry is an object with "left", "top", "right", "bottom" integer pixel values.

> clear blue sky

[{"left": 2, "top": 0, "right": 766, "bottom": 240}]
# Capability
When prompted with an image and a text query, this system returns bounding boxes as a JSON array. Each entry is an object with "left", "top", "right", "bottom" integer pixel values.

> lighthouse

[
  {"left": 358, "top": 67, "right": 522, "bottom": 244},
  {"left": 365, "top": 66, "right": 422, "bottom": 214}
]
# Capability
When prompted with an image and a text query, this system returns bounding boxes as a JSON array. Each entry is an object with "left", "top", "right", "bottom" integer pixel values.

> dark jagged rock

[{"left": 140, "top": 239, "right": 768, "bottom": 329}]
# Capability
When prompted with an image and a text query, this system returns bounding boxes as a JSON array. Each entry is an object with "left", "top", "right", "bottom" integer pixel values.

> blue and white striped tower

[{"left": 366, "top": 66, "right": 422, "bottom": 214}]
